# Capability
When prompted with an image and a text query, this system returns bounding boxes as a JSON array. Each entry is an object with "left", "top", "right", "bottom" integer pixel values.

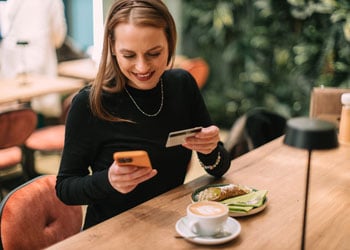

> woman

[{"left": 56, "top": 0, "right": 230, "bottom": 230}]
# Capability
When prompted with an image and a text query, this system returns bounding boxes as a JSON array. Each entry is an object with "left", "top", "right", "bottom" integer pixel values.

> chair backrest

[
  {"left": 178, "top": 57, "right": 209, "bottom": 89},
  {"left": 173, "top": 56, "right": 210, "bottom": 89},
  {"left": 310, "top": 87, "right": 350, "bottom": 127},
  {"left": 59, "top": 91, "right": 77, "bottom": 124},
  {"left": 224, "top": 108, "right": 286, "bottom": 160},
  {"left": 0, "top": 107, "right": 37, "bottom": 148},
  {"left": 0, "top": 175, "right": 83, "bottom": 250}
]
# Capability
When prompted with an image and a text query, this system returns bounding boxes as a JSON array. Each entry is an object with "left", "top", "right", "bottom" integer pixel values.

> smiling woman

[{"left": 55, "top": 0, "right": 230, "bottom": 230}]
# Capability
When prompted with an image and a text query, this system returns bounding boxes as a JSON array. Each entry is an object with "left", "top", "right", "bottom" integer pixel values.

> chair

[
  {"left": 174, "top": 56, "right": 210, "bottom": 89},
  {"left": 0, "top": 175, "right": 83, "bottom": 250},
  {"left": 309, "top": 87, "right": 350, "bottom": 127},
  {"left": 224, "top": 108, "right": 286, "bottom": 160},
  {"left": 0, "top": 106, "right": 37, "bottom": 198},
  {"left": 23, "top": 93, "right": 75, "bottom": 178}
]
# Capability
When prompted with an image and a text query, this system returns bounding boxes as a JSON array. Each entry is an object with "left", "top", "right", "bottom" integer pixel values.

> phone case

[{"left": 113, "top": 150, "right": 152, "bottom": 168}]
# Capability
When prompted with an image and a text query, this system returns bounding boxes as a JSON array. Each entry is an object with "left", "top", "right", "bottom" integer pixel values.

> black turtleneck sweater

[{"left": 56, "top": 69, "right": 230, "bottom": 229}]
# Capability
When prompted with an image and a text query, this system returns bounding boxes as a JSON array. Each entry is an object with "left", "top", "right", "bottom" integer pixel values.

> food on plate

[
  {"left": 221, "top": 189, "right": 268, "bottom": 210},
  {"left": 192, "top": 184, "right": 269, "bottom": 216},
  {"left": 197, "top": 184, "right": 252, "bottom": 202}
]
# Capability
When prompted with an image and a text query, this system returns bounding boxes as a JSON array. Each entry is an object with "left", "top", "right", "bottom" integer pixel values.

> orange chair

[
  {"left": 0, "top": 106, "right": 37, "bottom": 198},
  {"left": 0, "top": 175, "right": 83, "bottom": 250},
  {"left": 174, "top": 56, "right": 210, "bottom": 89},
  {"left": 23, "top": 93, "right": 75, "bottom": 177}
]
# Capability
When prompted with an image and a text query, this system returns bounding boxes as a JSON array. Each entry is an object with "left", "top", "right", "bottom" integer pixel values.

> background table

[
  {"left": 58, "top": 58, "right": 97, "bottom": 83},
  {"left": 47, "top": 137, "right": 350, "bottom": 250},
  {"left": 0, "top": 74, "right": 84, "bottom": 104}
]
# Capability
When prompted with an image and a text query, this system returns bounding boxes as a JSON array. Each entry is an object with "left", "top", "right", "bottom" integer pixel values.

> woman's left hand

[{"left": 182, "top": 125, "right": 220, "bottom": 154}]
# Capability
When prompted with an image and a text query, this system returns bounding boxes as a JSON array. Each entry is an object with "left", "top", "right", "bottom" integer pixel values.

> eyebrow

[{"left": 118, "top": 45, "right": 164, "bottom": 54}]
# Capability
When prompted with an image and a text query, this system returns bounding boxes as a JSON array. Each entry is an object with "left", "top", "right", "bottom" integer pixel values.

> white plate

[
  {"left": 175, "top": 216, "right": 241, "bottom": 245},
  {"left": 191, "top": 183, "right": 268, "bottom": 217}
]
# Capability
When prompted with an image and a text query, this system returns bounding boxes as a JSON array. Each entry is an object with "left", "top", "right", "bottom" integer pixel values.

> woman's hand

[
  {"left": 108, "top": 162, "right": 157, "bottom": 194},
  {"left": 182, "top": 125, "right": 220, "bottom": 154}
]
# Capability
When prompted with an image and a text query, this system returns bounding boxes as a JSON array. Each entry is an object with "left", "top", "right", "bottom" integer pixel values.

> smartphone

[
  {"left": 113, "top": 150, "right": 152, "bottom": 168},
  {"left": 165, "top": 126, "right": 202, "bottom": 147}
]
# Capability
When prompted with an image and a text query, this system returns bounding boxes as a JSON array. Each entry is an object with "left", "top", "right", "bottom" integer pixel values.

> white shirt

[
  {"left": 0, "top": 0, "right": 66, "bottom": 77},
  {"left": 0, "top": 0, "right": 67, "bottom": 117}
]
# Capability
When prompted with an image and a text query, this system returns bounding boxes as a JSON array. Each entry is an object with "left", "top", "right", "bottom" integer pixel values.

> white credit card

[{"left": 165, "top": 127, "right": 202, "bottom": 147}]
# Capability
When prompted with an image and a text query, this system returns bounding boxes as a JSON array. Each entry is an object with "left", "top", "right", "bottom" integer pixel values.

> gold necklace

[{"left": 124, "top": 78, "right": 164, "bottom": 117}]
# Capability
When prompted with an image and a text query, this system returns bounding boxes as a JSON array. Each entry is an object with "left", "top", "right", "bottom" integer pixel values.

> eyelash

[{"left": 123, "top": 53, "right": 161, "bottom": 59}]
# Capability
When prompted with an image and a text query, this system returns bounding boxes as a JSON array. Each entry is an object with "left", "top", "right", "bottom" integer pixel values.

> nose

[{"left": 134, "top": 57, "right": 150, "bottom": 73}]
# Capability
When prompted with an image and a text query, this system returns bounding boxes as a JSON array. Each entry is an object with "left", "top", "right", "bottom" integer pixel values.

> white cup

[{"left": 186, "top": 201, "right": 229, "bottom": 236}]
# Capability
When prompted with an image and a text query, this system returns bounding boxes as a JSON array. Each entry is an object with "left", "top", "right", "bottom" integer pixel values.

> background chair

[
  {"left": 23, "top": 93, "right": 75, "bottom": 178},
  {"left": 174, "top": 56, "right": 210, "bottom": 89},
  {"left": 0, "top": 175, "right": 83, "bottom": 250},
  {"left": 224, "top": 108, "right": 286, "bottom": 160},
  {"left": 0, "top": 106, "right": 37, "bottom": 199},
  {"left": 309, "top": 87, "right": 350, "bottom": 127}
]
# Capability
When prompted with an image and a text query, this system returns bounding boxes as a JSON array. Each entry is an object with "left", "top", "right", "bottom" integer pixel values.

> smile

[{"left": 133, "top": 72, "right": 154, "bottom": 81}]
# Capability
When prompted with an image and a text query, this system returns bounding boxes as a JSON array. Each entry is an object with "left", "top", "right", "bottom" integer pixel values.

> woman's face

[{"left": 113, "top": 23, "right": 169, "bottom": 90}]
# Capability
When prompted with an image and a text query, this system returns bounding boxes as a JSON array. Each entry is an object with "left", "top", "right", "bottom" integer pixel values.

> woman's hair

[{"left": 89, "top": 0, "right": 177, "bottom": 121}]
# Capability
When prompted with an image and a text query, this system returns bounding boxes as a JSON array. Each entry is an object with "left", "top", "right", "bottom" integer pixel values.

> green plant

[{"left": 182, "top": 0, "right": 350, "bottom": 128}]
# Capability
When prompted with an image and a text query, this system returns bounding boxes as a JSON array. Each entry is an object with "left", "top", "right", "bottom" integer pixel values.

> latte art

[
  {"left": 189, "top": 201, "right": 227, "bottom": 217},
  {"left": 192, "top": 205, "right": 225, "bottom": 216}
]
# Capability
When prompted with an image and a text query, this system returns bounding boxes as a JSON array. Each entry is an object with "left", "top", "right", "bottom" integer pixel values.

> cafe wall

[{"left": 63, "top": 0, "right": 93, "bottom": 51}]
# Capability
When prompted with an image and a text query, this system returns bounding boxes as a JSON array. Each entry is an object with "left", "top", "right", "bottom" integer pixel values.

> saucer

[{"left": 175, "top": 216, "right": 241, "bottom": 245}]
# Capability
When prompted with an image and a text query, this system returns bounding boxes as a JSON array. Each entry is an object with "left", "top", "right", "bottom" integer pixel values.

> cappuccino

[
  {"left": 186, "top": 201, "right": 228, "bottom": 236},
  {"left": 189, "top": 201, "right": 227, "bottom": 217}
]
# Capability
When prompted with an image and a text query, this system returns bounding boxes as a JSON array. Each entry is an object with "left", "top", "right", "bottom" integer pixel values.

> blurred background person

[{"left": 0, "top": 0, "right": 67, "bottom": 120}]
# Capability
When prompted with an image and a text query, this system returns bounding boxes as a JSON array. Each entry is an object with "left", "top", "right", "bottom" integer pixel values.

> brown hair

[{"left": 89, "top": 0, "right": 177, "bottom": 122}]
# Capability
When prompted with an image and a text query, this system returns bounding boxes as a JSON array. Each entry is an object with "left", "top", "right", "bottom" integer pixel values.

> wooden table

[
  {"left": 57, "top": 58, "right": 97, "bottom": 83},
  {"left": 0, "top": 74, "right": 84, "bottom": 104},
  {"left": 47, "top": 137, "right": 350, "bottom": 250}
]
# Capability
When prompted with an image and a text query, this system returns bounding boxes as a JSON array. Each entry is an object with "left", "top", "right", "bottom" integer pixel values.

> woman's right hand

[{"left": 108, "top": 161, "right": 157, "bottom": 194}]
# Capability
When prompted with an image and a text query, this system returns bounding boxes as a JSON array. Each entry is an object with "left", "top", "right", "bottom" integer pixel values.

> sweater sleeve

[
  {"left": 55, "top": 89, "right": 116, "bottom": 205},
  {"left": 178, "top": 70, "right": 231, "bottom": 178},
  {"left": 197, "top": 142, "right": 231, "bottom": 178}
]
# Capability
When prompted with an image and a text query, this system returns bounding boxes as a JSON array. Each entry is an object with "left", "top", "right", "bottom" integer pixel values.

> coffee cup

[{"left": 186, "top": 200, "right": 229, "bottom": 236}]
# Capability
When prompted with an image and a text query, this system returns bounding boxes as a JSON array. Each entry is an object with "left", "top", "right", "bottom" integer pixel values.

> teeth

[{"left": 137, "top": 73, "right": 151, "bottom": 78}]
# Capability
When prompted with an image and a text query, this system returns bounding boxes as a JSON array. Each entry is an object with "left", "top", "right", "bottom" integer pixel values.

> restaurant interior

[{"left": 0, "top": 1, "right": 350, "bottom": 249}]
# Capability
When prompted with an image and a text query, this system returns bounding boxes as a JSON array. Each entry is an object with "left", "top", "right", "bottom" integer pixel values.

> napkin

[
  {"left": 221, "top": 190, "right": 268, "bottom": 213},
  {"left": 226, "top": 205, "right": 254, "bottom": 213}
]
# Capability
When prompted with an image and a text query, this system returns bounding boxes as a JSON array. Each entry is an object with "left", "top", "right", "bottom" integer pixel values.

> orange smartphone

[{"left": 113, "top": 150, "right": 152, "bottom": 168}]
